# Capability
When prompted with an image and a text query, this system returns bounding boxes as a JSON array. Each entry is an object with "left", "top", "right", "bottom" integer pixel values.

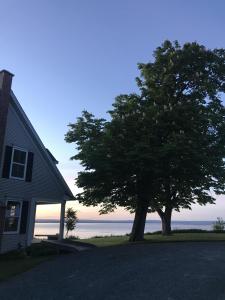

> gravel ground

[{"left": 0, "top": 242, "right": 225, "bottom": 300}]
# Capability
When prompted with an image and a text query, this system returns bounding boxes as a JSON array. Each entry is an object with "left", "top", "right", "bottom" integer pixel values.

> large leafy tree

[
  {"left": 65, "top": 41, "right": 225, "bottom": 240},
  {"left": 137, "top": 41, "right": 225, "bottom": 234}
]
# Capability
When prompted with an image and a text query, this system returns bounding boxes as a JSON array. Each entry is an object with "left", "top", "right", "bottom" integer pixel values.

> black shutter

[
  {"left": 20, "top": 201, "right": 29, "bottom": 234},
  {"left": 2, "top": 146, "right": 13, "bottom": 178},
  {"left": 0, "top": 206, "right": 6, "bottom": 234},
  {"left": 25, "top": 152, "right": 34, "bottom": 182}
]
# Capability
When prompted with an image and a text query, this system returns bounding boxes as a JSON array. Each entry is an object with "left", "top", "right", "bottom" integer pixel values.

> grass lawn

[
  {"left": 79, "top": 231, "right": 225, "bottom": 247},
  {"left": 0, "top": 242, "right": 64, "bottom": 282},
  {"left": 0, "top": 256, "right": 49, "bottom": 282}
]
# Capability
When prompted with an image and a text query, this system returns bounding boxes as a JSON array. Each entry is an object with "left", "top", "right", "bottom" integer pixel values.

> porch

[{"left": 28, "top": 199, "right": 67, "bottom": 246}]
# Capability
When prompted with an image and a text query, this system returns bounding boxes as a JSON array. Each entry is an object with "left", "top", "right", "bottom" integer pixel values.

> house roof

[
  {"left": 10, "top": 91, "right": 74, "bottom": 200},
  {"left": 46, "top": 148, "right": 59, "bottom": 164}
]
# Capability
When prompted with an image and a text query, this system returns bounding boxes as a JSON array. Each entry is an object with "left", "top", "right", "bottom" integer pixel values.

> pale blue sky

[{"left": 1, "top": 0, "right": 225, "bottom": 220}]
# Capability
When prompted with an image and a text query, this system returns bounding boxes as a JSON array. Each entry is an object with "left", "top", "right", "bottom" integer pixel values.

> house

[{"left": 0, "top": 70, "right": 74, "bottom": 253}]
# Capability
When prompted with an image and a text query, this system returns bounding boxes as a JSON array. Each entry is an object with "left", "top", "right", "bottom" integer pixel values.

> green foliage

[
  {"left": 65, "top": 207, "right": 78, "bottom": 237},
  {"left": 213, "top": 217, "right": 225, "bottom": 231},
  {"left": 0, "top": 243, "right": 61, "bottom": 261},
  {"left": 26, "top": 243, "right": 60, "bottom": 257},
  {"left": 65, "top": 40, "right": 225, "bottom": 238},
  {"left": 137, "top": 41, "right": 225, "bottom": 213}
]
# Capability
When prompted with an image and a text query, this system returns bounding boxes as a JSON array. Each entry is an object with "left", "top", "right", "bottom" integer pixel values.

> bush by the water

[
  {"left": 213, "top": 218, "right": 225, "bottom": 232},
  {"left": 65, "top": 235, "right": 80, "bottom": 240}
]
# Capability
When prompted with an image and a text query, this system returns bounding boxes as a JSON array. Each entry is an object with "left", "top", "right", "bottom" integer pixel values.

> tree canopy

[{"left": 65, "top": 41, "right": 225, "bottom": 240}]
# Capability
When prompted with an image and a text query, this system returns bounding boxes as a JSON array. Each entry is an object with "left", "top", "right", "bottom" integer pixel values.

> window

[
  {"left": 4, "top": 201, "right": 21, "bottom": 233},
  {"left": 2, "top": 146, "right": 34, "bottom": 181},
  {"left": 10, "top": 148, "right": 28, "bottom": 180}
]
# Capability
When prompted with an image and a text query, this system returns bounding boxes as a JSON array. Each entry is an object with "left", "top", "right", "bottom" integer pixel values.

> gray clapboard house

[{"left": 0, "top": 70, "right": 74, "bottom": 253}]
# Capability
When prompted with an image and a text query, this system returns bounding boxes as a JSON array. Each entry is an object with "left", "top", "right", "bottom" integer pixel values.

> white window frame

[
  {"left": 4, "top": 200, "right": 22, "bottom": 234},
  {"left": 9, "top": 146, "right": 28, "bottom": 181}
]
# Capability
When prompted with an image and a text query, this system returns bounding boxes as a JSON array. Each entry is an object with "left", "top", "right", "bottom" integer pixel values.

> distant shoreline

[
  {"left": 35, "top": 219, "right": 216, "bottom": 239},
  {"left": 36, "top": 219, "right": 215, "bottom": 224}
]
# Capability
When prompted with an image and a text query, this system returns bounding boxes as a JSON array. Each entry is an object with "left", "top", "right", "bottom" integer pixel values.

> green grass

[
  {"left": 0, "top": 242, "right": 63, "bottom": 282},
  {"left": 0, "top": 256, "right": 48, "bottom": 281},
  {"left": 79, "top": 231, "right": 225, "bottom": 247},
  {"left": 81, "top": 235, "right": 129, "bottom": 247}
]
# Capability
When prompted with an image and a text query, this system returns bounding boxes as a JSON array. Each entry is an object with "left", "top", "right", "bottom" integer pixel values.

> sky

[{"left": 1, "top": 0, "right": 225, "bottom": 221}]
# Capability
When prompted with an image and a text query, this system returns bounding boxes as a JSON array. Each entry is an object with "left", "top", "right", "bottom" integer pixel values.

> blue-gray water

[{"left": 34, "top": 220, "right": 215, "bottom": 239}]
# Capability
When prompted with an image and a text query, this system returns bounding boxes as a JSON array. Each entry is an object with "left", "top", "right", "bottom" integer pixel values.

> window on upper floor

[
  {"left": 2, "top": 145, "right": 34, "bottom": 182},
  {"left": 10, "top": 148, "right": 28, "bottom": 180},
  {"left": 4, "top": 200, "right": 21, "bottom": 233}
]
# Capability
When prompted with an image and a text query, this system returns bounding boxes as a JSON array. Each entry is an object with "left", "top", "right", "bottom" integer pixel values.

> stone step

[{"left": 42, "top": 240, "right": 95, "bottom": 253}]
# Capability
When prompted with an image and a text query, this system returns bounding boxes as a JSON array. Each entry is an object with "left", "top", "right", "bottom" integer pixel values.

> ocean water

[{"left": 34, "top": 220, "right": 215, "bottom": 239}]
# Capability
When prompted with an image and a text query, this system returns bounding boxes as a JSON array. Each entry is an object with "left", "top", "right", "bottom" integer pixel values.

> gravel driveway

[{"left": 0, "top": 242, "right": 225, "bottom": 300}]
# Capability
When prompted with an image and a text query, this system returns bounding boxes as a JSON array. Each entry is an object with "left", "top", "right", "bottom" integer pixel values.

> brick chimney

[
  {"left": 0, "top": 70, "right": 14, "bottom": 165},
  {"left": 0, "top": 70, "right": 13, "bottom": 246}
]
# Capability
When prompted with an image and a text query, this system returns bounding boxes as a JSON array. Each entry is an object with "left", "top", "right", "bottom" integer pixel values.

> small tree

[
  {"left": 213, "top": 217, "right": 225, "bottom": 231},
  {"left": 65, "top": 207, "right": 78, "bottom": 237}
]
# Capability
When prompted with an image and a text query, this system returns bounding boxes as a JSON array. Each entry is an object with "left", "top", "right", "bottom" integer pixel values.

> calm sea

[{"left": 34, "top": 220, "right": 215, "bottom": 239}]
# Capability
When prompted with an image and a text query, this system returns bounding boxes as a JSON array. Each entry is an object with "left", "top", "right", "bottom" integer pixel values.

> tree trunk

[
  {"left": 157, "top": 207, "right": 172, "bottom": 235},
  {"left": 129, "top": 201, "right": 148, "bottom": 242}
]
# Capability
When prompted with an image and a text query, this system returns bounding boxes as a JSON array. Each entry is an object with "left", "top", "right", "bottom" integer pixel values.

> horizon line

[{"left": 35, "top": 219, "right": 217, "bottom": 223}]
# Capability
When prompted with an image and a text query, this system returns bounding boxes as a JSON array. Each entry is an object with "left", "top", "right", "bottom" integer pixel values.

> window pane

[
  {"left": 4, "top": 217, "right": 19, "bottom": 232},
  {"left": 13, "top": 149, "right": 26, "bottom": 164},
  {"left": 4, "top": 202, "right": 21, "bottom": 232},
  {"left": 6, "top": 201, "right": 21, "bottom": 217},
  {"left": 11, "top": 163, "right": 25, "bottom": 178}
]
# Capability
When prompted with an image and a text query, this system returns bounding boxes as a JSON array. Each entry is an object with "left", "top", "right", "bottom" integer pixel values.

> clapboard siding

[
  {"left": 0, "top": 234, "right": 26, "bottom": 254},
  {"left": 0, "top": 104, "right": 65, "bottom": 201}
]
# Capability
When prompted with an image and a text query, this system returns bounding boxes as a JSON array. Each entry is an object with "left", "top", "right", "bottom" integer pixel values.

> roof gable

[{"left": 10, "top": 91, "right": 74, "bottom": 200}]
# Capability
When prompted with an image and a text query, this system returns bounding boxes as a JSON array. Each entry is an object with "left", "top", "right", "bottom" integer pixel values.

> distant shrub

[
  {"left": 213, "top": 218, "right": 225, "bottom": 232},
  {"left": 172, "top": 229, "right": 209, "bottom": 233},
  {"left": 65, "top": 235, "right": 80, "bottom": 240},
  {"left": 145, "top": 229, "right": 209, "bottom": 235},
  {"left": 92, "top": 234, "right": 124, "bottom": 239}
]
